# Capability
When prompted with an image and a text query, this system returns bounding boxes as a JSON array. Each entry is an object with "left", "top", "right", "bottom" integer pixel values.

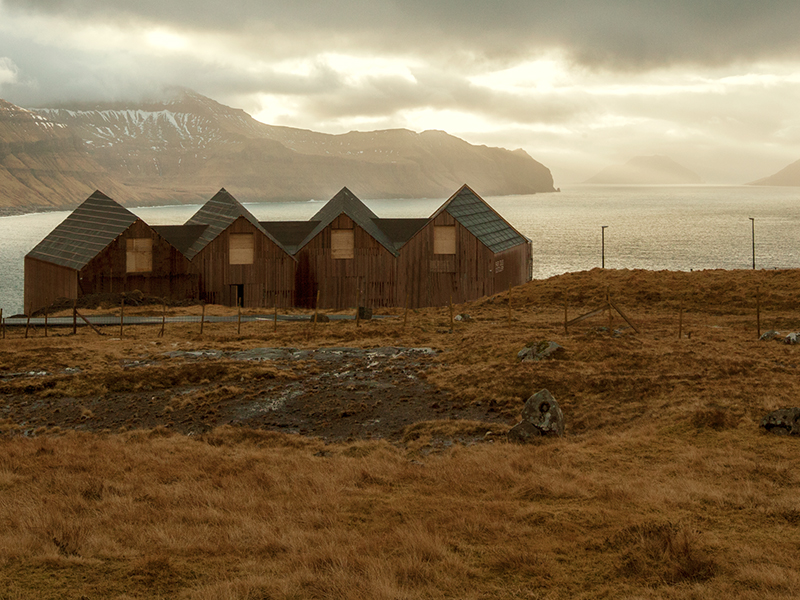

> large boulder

[
  {"left": 761, "top": 407, "right": 800, "bottom": 435},
  {"left": 508, "top": 389, "right": 565, "bottom": 442}
]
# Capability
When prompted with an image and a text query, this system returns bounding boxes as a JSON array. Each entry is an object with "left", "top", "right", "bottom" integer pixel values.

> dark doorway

[{"left": 232, "top": 284, "right": 244, "bottom": 307}]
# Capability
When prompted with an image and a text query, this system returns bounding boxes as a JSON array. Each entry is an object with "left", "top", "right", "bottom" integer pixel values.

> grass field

[{"left": 1, "top": 267, "right": 799, "bottom": 599}]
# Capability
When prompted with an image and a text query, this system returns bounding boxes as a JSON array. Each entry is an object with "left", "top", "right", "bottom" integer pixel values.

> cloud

[
  {"left": 5, "top": 0, "right": 800, "bottom": 71},
  {"left": 0, "top": 56, "right": 18, "bottom": 86}
]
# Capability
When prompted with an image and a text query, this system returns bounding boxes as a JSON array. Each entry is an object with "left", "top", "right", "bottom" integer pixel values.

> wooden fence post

[
  {"left": 756, "top": 286, "right": 761, "bottom": 339},
  {"left": 355, "top": 285, "right": 361, "bottom": 328},
  {"left": 314, "top": 290, "right": 320, "bottom": 327},
  {"left": 160, "top": 299, "right": 166, "bottom": 337},
  {"left": 72, "top": 301, "right": 77, "bottom": 335},
  {"left": 273, "top": 305, "right": 278, "bottom": 333},
  {"left": 606, "top": 287, "right": 613, "bottom": 334},
  {"left": 237, "top": 298, "right": 242, "bottom": 335},
  {"left": 449, "top": 294, "right": 454, "bottom": 330},
  {"left": 44, "top": 307, "right": 48, "bottom": 338},
  {"left": 75, "top": 310, "right": 103, "bottom": 335},
  {"left": 120, "top": 295, "right": 125, "bottom": 339},
  {"left": 200, "top": 302, "right": 205, "bottom": 336},
  {"left": 24, "top": 314, "right": 30, "bottom": 339}
]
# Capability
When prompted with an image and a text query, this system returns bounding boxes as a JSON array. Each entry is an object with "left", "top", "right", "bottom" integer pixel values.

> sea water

[{"left": 3, "top": 185, "right": 799, "bottom": 315}]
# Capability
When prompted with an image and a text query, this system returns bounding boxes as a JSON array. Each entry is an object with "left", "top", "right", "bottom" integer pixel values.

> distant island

[
  {"left": 0, "top": 89, "right": 556, "bottom": 211},
  {"left": 748, "top": 158, "right": 800, "bottom": 186},
  {"left": 585, "top": 155, "right": 702, "bottom": 185}
]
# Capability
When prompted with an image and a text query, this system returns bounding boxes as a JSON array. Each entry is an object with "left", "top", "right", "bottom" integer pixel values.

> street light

[
  {"left": 601, "top": 225, "right": 608, "bottom": 269},
  {"left": 749, "top": 217, "right": 755, "bottom": 270}
]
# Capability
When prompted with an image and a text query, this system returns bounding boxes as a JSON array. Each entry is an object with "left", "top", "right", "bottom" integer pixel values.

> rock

[
  {"left": 761, "top": 407, "right": 800, "bottom": 435},
  {"left": 517, "top": 341, "right": 564, "bottom": 362},
  {"left": 508, "top": 389, "right": 565, "bottom": 443},
  {"left": 313, "top": 313, "right": 330, "bottom": 323},
  {"left": 454, "top": 313, "right": 472, "bottom": 322},
  {"left": 760, "top": 330, "right": 781, "bottom": 341},
  {"left": 784, "top": 333, "right": 799, "bottom": 345}
]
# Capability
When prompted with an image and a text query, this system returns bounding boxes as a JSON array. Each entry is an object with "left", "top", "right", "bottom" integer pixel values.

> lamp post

[
  {"left": 601, "top": 225, "right": 608, "bottom": 269},
  {"left": 749, "top": 217, "right": 755, "bottom": 270}
]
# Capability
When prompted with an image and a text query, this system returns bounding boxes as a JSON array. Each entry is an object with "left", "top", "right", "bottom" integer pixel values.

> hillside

[
  {"left": 748, "top": 158, "right": 800, "bottom": 186},
  {"left": 0, "top": 100, "right": 131, "bottom": 211},
  {"left": 586, "top": 155, "right": 702, "bottom": 184},
  {"left": 28, "top": 89, "right": 556, "bottom": 206},
  {"left": 1, "top": 268, "right": 800, "bottom": 598}
]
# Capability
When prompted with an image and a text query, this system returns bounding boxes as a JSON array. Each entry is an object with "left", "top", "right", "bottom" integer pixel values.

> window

[
  {"left": 126, "top": 238, "right": 152, "bottom": 273},
  {"left": 229, "top": 233, "right": 254, "bottom": 265},
  {"left": 434, "top": 225, "right": 456, "bottom": 255},
  {"left": 331, "top": 229, "right": 354, "bottom": 259}
]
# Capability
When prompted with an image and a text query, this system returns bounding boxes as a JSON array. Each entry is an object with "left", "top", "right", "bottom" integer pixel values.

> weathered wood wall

[
  {"left": 295, "top": 214, "right": 397, "bottom": 309},
  {"left": 24, "top": 257, "right": 79, "bottom": 314},
  {"left": 396, "top": 211, "right": 531, "bottom": 308},
  {"left": 193, "top": 217, "right": 296, "bottom": 308},
  {"left": 79, "top": 220, "right": 199, "bottom": 301}
]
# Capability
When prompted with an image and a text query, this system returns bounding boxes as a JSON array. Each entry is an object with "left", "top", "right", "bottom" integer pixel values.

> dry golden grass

[{"left": 2, "top": 268, "right": 800, "bottom": 598}]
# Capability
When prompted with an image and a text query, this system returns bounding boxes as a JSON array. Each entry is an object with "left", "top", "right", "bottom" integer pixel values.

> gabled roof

[
  {"left": 373, "top": 218, "right": 429, "bottom": 251},
  {"left": 26, "top": 190, "right": 139, "bottom": 270},
  {"left": 430, "top": 184, "right": 529, "bottom": 253},
  {"left": 183, "top": 188, "right": 291, "bottom": 260},
  {"left": 295, "top": 187, "right": 399, "bottom": 256},
  {"left": 259, "top": 221, "right": 320, "bottom": 255},
  {"left": 152, "top": 224, "right": 209, "bottom": 256}
]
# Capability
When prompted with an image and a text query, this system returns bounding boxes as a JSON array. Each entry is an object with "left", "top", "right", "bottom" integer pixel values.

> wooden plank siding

[
  {"left": 295, "top": 214, "right": 397, "bottom": 309},
  {"left": 192, "top": 216, "right": 295, "bottom": 308},
  {"left": 78, "top": 219, "right": 199, "bottom": 301},
  {"left": 396, "top": 210, "right": 531, "bottom": 308},
  {"left": 24, "top": 257, "right": 79, "bottom": 314}
]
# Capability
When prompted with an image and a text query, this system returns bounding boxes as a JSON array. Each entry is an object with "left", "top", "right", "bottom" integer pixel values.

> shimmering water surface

[{"left": 3, "top": 185, "right": 799, "bottom": 314}]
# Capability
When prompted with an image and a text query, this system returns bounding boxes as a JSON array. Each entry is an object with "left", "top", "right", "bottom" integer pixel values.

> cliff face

[
  {"left": 585, "top": 155, "right": 702, "bottom": 185},
  {"left": 748, "top": 159, "right": 800, "bottom": 186},
  {"left": 0, "top": 100, "right": 130, "bottom": 210},
  {"left": 26, "top": 89, "right": 555, "bottom": 206}
]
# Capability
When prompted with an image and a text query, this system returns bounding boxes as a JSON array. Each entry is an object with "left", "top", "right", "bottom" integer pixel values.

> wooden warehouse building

[
  {"left": 261, "top": 187, "right": 403, "bottom": 309},
  {"left": 262, "top": 184, "right": 532, "bottom": 309},
  {"left": 395, "top": 184, "right": 533, "bottom": 308},
  {"left": 24, "top": 190, "right": 198, "bottom": 314},
  {"left": 181, "top": 189, "right": 296, "bottom": 308},
  {"left": 24, "top": 184, "right": 531, "bottom": 313}
]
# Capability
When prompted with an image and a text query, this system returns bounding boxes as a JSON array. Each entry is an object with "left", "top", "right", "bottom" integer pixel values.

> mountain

[
  {"left": 25, "top": 89, "right": 555, "bottom": 207},
  {"left": 748, "top": 159, "right": 800, "bottom": 186},
  {"left": 585, "top": 155, "right": 702, "bottom": 185},
  {"left": 0, "top": 100, "right": 131, "bottom": 211}
]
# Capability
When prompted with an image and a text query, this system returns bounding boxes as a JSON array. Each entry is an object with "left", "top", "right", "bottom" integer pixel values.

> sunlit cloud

[
  {"left": 0, "top": 57, "right": 17, "bottom": 85},
  {"left": 145, "top": 29, "right": 188, "bottom": 52}
]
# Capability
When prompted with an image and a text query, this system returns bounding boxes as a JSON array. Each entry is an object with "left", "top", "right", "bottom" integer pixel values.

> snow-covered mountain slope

[
  {"left": 32, "top": 89, "right": 555, "bottom": 204},
  {"left": 0, "top": 100, "right": 129, "bottom": 210}
]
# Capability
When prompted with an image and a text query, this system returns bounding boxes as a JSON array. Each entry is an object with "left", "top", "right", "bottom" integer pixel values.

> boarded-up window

[
  {"left": 331, "top": 229, "right": 354, "bottom": 259},
  {"left": 229, "top": 233, "right": 254, "bottom": 265},
  {"left": 434, "top": 226, "right": 456, "bottom": 255},
  {"left": 126, "top": 238, "right": 152, "bottom": 273}
]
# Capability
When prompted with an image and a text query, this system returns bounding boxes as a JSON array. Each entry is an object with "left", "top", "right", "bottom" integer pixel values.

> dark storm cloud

[{"left": 5, "top": 0, "right": 800, "bottom": 69}]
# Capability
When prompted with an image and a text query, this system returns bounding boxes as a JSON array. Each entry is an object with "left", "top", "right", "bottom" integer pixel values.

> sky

[{"left": 2, "top": 0, "right": 800, "bottom": 184}]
